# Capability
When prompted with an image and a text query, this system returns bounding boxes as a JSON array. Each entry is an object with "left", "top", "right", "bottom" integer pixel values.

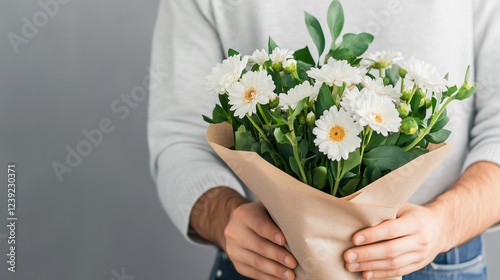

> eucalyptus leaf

[
  {"left": 425, "top": 129, "right": 451, "bottom": 144},
  {"left": 340, "top": 148, "right": 360, "bottom": 178},
  {"left": 337, "top": 33, "right": 374, "bottom": 56},
  {"left": 268, "top": 36, "right": 279, "bottom": 54},
  {"left": 339, "top": 177, "right": 360, "bottom": 197},
  {"left": 327, "top": 0, "right": 344, "bottom": 43},
  {"left": 274, "top": 128, "right": 289, "bottom": 144},
  {"left": 304, "top": 11, "right": 326, "bottom": 59},
  {"left": 294, "top": 46, "right": 316, "bottom": 66}
]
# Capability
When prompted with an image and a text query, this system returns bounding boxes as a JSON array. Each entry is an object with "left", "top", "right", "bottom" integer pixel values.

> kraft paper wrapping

[{"left": 206, "top": 122, "right": 453, "bottom": 280}]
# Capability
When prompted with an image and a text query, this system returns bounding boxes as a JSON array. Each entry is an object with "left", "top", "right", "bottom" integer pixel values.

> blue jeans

[{"left": 209, "top": 236, "right": 487, "bottom": 280}]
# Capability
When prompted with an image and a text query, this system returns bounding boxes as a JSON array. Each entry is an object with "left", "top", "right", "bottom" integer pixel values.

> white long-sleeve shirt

[{"left": 148, "top": 0, "right": 500, "bottom": 244}]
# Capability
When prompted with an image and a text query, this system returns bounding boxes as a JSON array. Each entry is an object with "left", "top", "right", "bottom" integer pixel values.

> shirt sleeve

[
  {"left": 462, "top": 0, "right": 500, "bottom": 232},
  {"left": 148, "top": 0, "right": 246, "bottom": 244}
]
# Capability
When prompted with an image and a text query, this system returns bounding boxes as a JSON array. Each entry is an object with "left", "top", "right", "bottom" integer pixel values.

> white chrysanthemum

[
  {"left": 269, "top": 48, "right": 294, "bottom": 65},
  {"left": 361, "top": 77, "right": 401, "bottom": 102},
  {"left": 279, "top": 81, "right": 319, "bottom": 110},
  {"left": 313, "top": 107, "right": 362, "bottom": 161},
  {"left": 354, "top": 92, "right": 401, "bottom": 136},
  {"left": 399, "top": 56, "right": 447, "bottom": 93},
  {"left": 307, "top": 59, "right": 363, "bottom": 87},
  {"left": 248, "top": 49, "right": 270, "bottom": 66},
  {"left": 361, "top": 51, "right": 404, "bottom": 68},
  {"left": 340, "top": 87, "right": 363, "bottom": 113},
  {"left": 227, "top": 71, "right": 276, "bottom": 118},
  {"left": 205, "top": 55, "right": 248, "bottom": 95}
]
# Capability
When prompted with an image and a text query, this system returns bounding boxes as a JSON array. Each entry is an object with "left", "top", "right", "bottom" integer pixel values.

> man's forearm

[
  {"left": 189, "top": 187, "right": 248, "bottom": 250},
  {"left": 427, "top": 161, "right": 500, "bottom": 252}
]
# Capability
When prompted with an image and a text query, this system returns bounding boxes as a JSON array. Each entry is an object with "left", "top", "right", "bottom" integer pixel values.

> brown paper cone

[{"left": 207, "top": 122, "right": 453, "bottom": 280}]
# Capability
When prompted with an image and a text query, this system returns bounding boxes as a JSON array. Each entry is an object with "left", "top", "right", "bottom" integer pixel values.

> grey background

[{"left": 0, "top": 1, "right": 498, "bottom": 280}]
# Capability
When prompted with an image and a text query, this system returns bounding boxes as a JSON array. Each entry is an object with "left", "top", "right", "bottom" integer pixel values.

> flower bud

[
  {"left": 383, "top": 77, "right": 390, "bottom": 86},
  {"left": 401, "top": 88, "right": 412, "bottom": 101},
  {"left": 398, "top": 68, "right": 407, "bottom": 78},
  {"left": 269, "top": 94, "right": 279, "bottom": 109},
  {"left": 272, "top": 61, "right": 283, "bottom": 72},
  {"left": 400, "top": 118, "right": 418, "bottom": 135},
  {"left": 425, "top": 99, "right": 432, "bottom": 109},
  {"left": 283, "top": 59, "right": 297, "bottom": 74},
  {"left": 397, "top": 103, "right": 409, "bottom": 118},
  {"left": 299, "top": 114, "right": 306, "bottom": 125},
  {"left": 306, "top": 111, "right": 316, "bottom": 127}
]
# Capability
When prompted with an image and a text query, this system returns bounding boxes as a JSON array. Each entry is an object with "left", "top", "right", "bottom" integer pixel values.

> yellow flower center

[
  {"left": 244, "top": 87, "right": 257, "bottom": 103},
  {"left": 370, "top": 112, "right": 383, "bottom": 123},
  {"left": 329, "top": 125, "right": 346, "bottom": 143}
]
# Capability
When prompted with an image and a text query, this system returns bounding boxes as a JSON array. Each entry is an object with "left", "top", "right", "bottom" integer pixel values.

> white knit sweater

[{"left": 148, "top": 0, "right": 500, "bottom": 244}]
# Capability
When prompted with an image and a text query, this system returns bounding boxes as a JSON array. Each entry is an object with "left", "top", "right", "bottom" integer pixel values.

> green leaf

[
  {"left": 327, "top": 0, "right": 344, "bottom": 43},
  {"left": 218, "top": 92, "right": 230, "bottom": 109},
  {"left": 289, "top": 157, "right": 300, "bottom": 177},
  {"left": 396, "top": 132, "right": 418, "bottom": 147},
  {"left": 365, "top": 133, "right": 387, "bottom": 151},
  {"left": 337, "top": 33, "right": 374, "bottom": 56},
  {"left": 299, "top": 139, "right": 309, "bottom": 159},
  {"left": 212, "top": 104, "right": 230, "bottom": 123},
  {"left": 339, "top": 177, "right": 360, "bottom": 197},
  {"left": 340, "top": 148, "right": 360, "bottom": 178},
  {"left": 304, "top": 11, "right": 326, "bottom": 59},
  {"left": 274, "top": 128, "right": 289, "bottom": 144},
  {"left": 442, "top": 85, "right": 458, "bottom": 98},
  {"left": 228, "top": 48, "right": 239, "bottom": 57},
  {"left": 312, "top": 166, "right": 328, "bottom": 189},
  {"left": 202, "top": 115, "right": 214, "bottom": 124},
  {"left": 385, "top": 65, "right": 400, "bottom": 87},
  {"left": 315, "top": 83, "right": 335, "bottom": 118},
  {"left": 292, "top": 98, "right": 308, "bottom": 117},
  {"left": 294, "top": 46, "right": 316, "bottom": 66},
  {"left": 444, "top": 73, "right": 449, "bottom": 81},
  {"left": 425, "top": 129, "right": 451, "bottom": 144},
  {"left": 268, "top": 36, "right": 279, "bottom": 54},
  {"left": 464, "top": 65, "right": 471, "bottom": 83},
  {"left": 430, "top": 115, "right": 449, "bottom": 133},
  {"left": 385, "top": 132, "right": 400, "bottom": 146},
  {"left": 268, "top": 70, "right": 283, "bottom": 94},
  {"left": 407, "top": 147, "right": 429, "bottom": 158},
  {"left": 235, "top": 125, "right": 256, "bottom": 151},
  {"left": 328, "top": 48, "right": 356, "bottom": 62},
  {"left": 363, "top": 145, "right": 415, "bottom": 171}
]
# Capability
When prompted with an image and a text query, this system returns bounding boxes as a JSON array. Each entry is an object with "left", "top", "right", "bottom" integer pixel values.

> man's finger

[
  {"left": 344, "top": 235, "right": 421, "bottom": 263},
  {"left": 352, "top": 217, "right": 415, "bottom": 246},
  {"left": 232, "top": 250, "right": 295, "bottom": 280}
]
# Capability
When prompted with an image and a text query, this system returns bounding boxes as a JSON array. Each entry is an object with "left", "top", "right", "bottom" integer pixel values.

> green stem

[
  {"left": 246, "top": 114, "right": 269, "bottom": 142},
  {"left": 403, "top": 97, "right": 454, "bottom": 151},
  {"left": 400, "top": 77, "right": 405, "bottom": 93},
  {"left": 379, "top": 68, "right": 384, "bottom": 78},
  {"left": 358, "top": 128, "right": 373, "bottom": 173},
  {"left": 332, "top": 160, "right": 342, "bottom": 196},
  {"left": 257, "top": 103, "right": 270, "bottom": 125},
  {"left": 292, "top": 71, "right": 303, "bottom": 83},
  {"left": 289, "top": 131, "right": 308, "bottom": 184},
  {"left": 406, "top": 84, "right": 418, "bottom": 106}
]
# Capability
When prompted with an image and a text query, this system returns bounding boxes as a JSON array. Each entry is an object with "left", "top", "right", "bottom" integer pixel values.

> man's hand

[
  {"left": 190, "top": 187, "right": 297, "bottom": 280},
  {"left": 225, "top": 202, "right": 297, "bottom": 280},
  {"left": 344, "top": 203, "right": 445, "bottom": 279}
]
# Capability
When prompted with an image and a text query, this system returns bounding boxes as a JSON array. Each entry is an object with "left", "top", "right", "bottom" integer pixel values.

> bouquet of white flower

[{"left": 203, "top": 0, "right": 476, "bottom": 279}]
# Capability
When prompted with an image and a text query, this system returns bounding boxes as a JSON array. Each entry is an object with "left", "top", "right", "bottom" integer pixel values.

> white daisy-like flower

[
  {"left": 340, "top": 87, "right": 363, "bottom": 113},
  {"left": 205, "top": 55, "right": 249, "bottom": 95},
  {"left": 361, "top": 51, "right": 404, "bottom": 69},
  {"left": 227, "top": 70, "right": 276, "bottom": 118},
  {"left": 248, "top": 49, "right": 270, "bottom": 66},
  {"left": 398, "top": 56, "right": 447, "bottom": 93},
  {"left": 279, "top": 81, "right": 319, "bottom": 110},
  {"left": 354, "top": 92, "right": 402, "bottom": 136},
  {"left": 269, "top": 48, "right": 294, "bottom": 65},
  {"left": 307, "top": 59, "right": 363, "bottom": 87},
  {"left": 361, "top": 76, "right": 401, "bottom": 102},
  {"left": 313, "top": 107, "right": 362, "bottom": 161}
]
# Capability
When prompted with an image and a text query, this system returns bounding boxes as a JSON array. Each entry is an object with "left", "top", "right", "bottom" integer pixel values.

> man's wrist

[{"left": 189, "top": 186, "right": 247, "bottom": 250}]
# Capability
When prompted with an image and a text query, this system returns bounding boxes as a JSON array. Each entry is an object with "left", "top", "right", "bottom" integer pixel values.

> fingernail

[
  {"left": 284, "top": 255, "right": 291, "bottom": 266},
  {"left": 283, "top": 270, "right": 290, "bottom": 280},
  {"left": 274, "top": 233, "right": 281, "bottom": 244},
  {"left": 348, "top": 262, "right": 360, "bottom": 271},
  {"left": 366, "top": 271, "right": 373, "bottom": 279},
  {"left": 348, "top": 252, "right": 357, "bottom": 262},
  {"left": 355, "top": 235, "right": 366, "bottom": 245}
]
